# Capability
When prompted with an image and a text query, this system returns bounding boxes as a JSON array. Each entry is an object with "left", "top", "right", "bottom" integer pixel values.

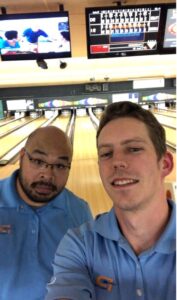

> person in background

[
  {"left": 23, "top": 27, "right": 48, "bottom": 44},
  {"left": 58, "top": 30, "right": 70, "bottom": 52},
  {"left": 46, "top": 101, "right": 175, "bottom": 300},
  {"left": 0, "top": 126, "right": 93, "bottom": 300},
  {"left": 22, "top": 25, "right": 50, "bottom": 52},
  {"left": 2, "top": 30, "right": 20, "bottom": 49},
  {"left": 0, "top": 30, "right": 5, "bottom": 49}
]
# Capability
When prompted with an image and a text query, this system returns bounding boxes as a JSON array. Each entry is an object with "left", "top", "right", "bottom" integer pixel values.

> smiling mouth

[{"left": 111, "top": 179, "right": 139, "bottom": 187}]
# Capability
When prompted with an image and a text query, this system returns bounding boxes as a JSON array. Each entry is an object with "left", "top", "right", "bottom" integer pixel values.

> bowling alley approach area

[{"left": 0, "top": 80, "right": 176, "bottom": 216}]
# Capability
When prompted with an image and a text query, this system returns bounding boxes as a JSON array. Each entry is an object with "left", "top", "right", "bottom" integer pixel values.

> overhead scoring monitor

[
  {"left": 161, "top": 4, "right": 176, "bottom": 53},
  {"left": 85, "top": 4, "right": 163, "bottom": 58}
]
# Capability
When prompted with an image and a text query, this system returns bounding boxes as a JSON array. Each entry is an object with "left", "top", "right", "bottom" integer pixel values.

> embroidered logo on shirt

[
  {"left": 0, "top": 225, "right": 11, "bottom": 234},
  {"left": 96, "top": 275, "right": 114, "bottom": 291}
]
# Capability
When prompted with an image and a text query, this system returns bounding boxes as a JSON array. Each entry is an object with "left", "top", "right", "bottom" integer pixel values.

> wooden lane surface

[
  {"left": 51, "top": 115, "right": 70, "bottom": 132},
  {"left": 0, "top": 117, "right": 13, "bottom": 125},
  {"left": 0, "top": 117, "right": 31, "bottom": 136},
  {"left": 72, "top": 115, "right": 98, "bottom": 160},
  {"left": 67, "top": 159, "right": 113, "bottom": 217},
  {"left": 153, "top": 113, "right": 176, "bottom": 128},
  {"left": 0, "top": 117, "right": 46, "bottom": 158},
  {"left": 163, "top": 126, "right": 176, "bottom": 146},
  {"left": 67, "top": 115, "right": 113, "bottom": 216},
  {"left": 153, "top": 111, "right": 176, "bottom": 147},
  {"left": 154, "top": 109, "right": 176, "bottom": 118}
]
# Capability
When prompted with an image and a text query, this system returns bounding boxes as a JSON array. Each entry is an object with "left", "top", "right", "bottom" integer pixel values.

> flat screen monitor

[
  {"left": 0, "top": 11, "right": 71, "bottom": 61},
  {"left": 85, "top": 4, "right": 163, "bottom": 59},
  {"left": 6, "top": 99, "right": 34, "bottom": 110},
  {"left": 160, "top": 4, "right": 176, "bottom": 54},
  {"left": 112, "top": 92, "right": 139, "bottom": 103}
]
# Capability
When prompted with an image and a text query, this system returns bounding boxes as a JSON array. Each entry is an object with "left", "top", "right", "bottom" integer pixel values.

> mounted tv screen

[
  {"left": 161, "top": 5, "right": 176, "bottom": 54},
  {"left": 6, "top": 99, "right": 34, "bottom": 110},
  {"left": 112, "top": 92, "right": 139, "bottom": 103},
  {"left": 0, "top": 11, "right": 71, "bottom": 61},
  {"left": 85, "top": 4, "right": 163, "bottom": 59}
]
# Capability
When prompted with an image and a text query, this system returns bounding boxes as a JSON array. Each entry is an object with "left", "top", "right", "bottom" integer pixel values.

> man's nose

[
  {"left": 39, "top": 166, "right": 54, "bottom": 179},
  {"left": 112, "top": 154, "right": 128, "bottom": 169}
]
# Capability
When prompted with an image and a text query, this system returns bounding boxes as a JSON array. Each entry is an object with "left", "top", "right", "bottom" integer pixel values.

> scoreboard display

[
  {"left": 86, "top": 5, "right": 163, "bottom": 58},
  {"left": 162, "top": 6, "right": 176, "bottom": 52}
]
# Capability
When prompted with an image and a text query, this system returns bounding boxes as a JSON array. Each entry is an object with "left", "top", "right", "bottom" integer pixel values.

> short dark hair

[
  {"left": 96, "top": 101, "right": 166, "bottom": 160},
  {"left": 60, "top": 31, "right": 70, "bottom": 41},
  {"left": 5, "top": 30, "right": 18, "bottom": 40}
]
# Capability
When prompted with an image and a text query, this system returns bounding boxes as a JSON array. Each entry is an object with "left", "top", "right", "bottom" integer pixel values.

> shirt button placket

[
  {"left": 136, "top": 288, "right": 143, "bottom": 297},
  {"left": 135, "top": 259, "right": 145, "bottom": 300}
]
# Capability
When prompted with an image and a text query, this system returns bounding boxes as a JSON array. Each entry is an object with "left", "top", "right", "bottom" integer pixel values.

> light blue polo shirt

[
  {"left": 46, "top": 200, "right": 176, "bottom": 300},
  {"left": 0, "top": 170, "right": 93, "bottom": 300}
]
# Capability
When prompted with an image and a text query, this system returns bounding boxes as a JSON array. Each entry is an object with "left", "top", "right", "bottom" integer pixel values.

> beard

[{"left": 18, "top": 170, "right": 59, "bottom": 204}]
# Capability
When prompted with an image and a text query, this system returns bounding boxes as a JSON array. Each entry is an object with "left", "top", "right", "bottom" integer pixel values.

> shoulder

[
  {"left": 61, "top": 188, "right": 90, "bottom": 208},
  {"left": 57, "top": 213, "right": 109, "bottom": 257},
  {"left": 64, "top": 209, "right": 120, "bottom": 245},
  {"left": 0, "top": 172, "right": 15, "bottom": 188},
  {"left": 0, "top": 171, "right": 18, "bottom": 205},
  {"left": 67, "top": 212, "right": 109, "bottom": 241},
  {"left": 53, "top": 188, "right": 93, "bottom": 223}
]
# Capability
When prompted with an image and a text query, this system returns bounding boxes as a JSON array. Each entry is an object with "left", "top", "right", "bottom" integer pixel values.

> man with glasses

[{"left": 0, "top": 125, "right": 92, "bottom": 300}]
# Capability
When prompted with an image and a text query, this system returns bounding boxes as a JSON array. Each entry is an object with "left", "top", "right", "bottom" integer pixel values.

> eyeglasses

[{"left": 24, "top": 149, "right": 71, "bottom": 173}]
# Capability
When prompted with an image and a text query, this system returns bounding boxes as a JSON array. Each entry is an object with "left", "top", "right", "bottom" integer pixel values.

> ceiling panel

[{"left": 0, "top": 0, "right": 174, "bottom": 13}]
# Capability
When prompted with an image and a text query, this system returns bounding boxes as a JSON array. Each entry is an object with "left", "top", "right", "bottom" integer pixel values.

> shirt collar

[
  {"left": 94, "top": 208, "right": 123, "bottom": 241},
  {"left": 94, "top": 200, "right": 176, "bottom": 254},
  {"left": 153, "top": 200, "right": 176, "bottom": 254}
]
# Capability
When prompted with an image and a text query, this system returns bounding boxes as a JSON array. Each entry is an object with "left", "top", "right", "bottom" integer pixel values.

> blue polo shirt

[
  {"left": 46, "top": 200, "right": 176, "bottom": 300},
  {"left": 0, "top": 170, "right": 93, "bottom": 300}
]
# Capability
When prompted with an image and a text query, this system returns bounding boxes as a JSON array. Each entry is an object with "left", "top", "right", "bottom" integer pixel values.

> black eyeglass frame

[{"left": 24, "top": 149, "right": 71, "bottom": 171}]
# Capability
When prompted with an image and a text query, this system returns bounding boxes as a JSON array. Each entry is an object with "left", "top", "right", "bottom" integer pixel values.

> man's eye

[
  {"left": 56, "top": 164, "right": 67, "bottom": 169},
  {"left": 129, "top": 147, "right": 143, "bottom": 152},
  {"left": 99, "top": 152, "right": 112, "bottom": 159},
  {"left": 33, "top": 159, "right": 45, "bottom": 166}
]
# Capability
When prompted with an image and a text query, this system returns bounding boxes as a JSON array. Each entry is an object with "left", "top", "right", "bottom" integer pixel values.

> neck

[{"left": 115, "top": 199, "right": 170, "bottom": 255}]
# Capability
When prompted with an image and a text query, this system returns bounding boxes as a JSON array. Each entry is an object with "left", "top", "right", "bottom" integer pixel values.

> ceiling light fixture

[
  {"left": 36, "top": 59, "right": 48, "bottom": 69},
  {"left": 60, "top": 61, "right": 67, "bottom": 69}
]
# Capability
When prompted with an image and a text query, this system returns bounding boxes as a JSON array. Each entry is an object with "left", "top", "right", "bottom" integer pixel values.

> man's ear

[
  {"left": 161, "top": 151, "right": 174, "bottom": 178},
  {"left": 19, "top": 148, "right": 25, "bottom": 160}
]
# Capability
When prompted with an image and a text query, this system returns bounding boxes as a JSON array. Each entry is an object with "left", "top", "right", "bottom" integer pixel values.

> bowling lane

[
  {"left": 153, "top": 112, "right": 176, "bottom": 147},
  {"left": 0, "top": 116, "right": 32, "bottom": 136},
  {"left": 0, "top": 116, "right": 14, "bottom": 126},
  {"left": 155, "top": 109, "right": 176, "bottom": 118},
  {"left": 67, "top": 114, "right": 112, "bottom": 216},
  {"left": 163, "top": 126, "right": 176, "bottom": 147},
  {"left": 0, "top": 117, "right": 10, "bottom": 126},
  {"left": 51, "top": 115, "right": 70, "bottom": 132},
  {"left": 72, "top": 115, "right": 97, "bottom": 160},
  {"left": 0, "top": 116, "right": 47, "bottom": 158},
  {"left": 153, "top": 113, "right": 176, "bottom": 128}
]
